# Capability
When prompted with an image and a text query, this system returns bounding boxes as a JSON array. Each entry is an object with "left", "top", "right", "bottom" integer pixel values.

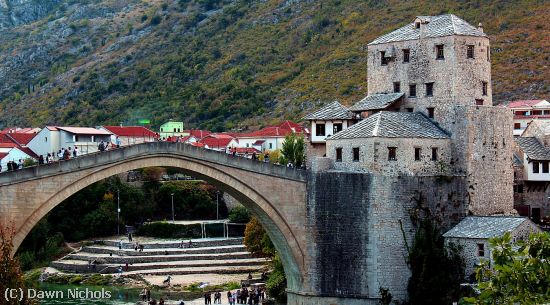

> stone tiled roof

[
  {"left": 349, "top": 93, "right": 404, "bottom": 112},
  {"left": 515, "top": 137, "right": 550, "bottom": 161},
  {"left": 302, "top": 101, "right": 355, "bottom": 120},
  {"left": 443, "top": 216, "right": 530, "bottom": 239},
  {"left": 369, "top": 14, "right": 487, "bottom": 45},
  {"left": 327, "top": 111, "right": 449, "bottom": 140}
]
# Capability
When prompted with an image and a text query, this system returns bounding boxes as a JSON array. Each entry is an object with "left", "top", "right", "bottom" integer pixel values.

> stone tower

[{"left": 366, "top": 14, "right": 513, "bottom": 215}]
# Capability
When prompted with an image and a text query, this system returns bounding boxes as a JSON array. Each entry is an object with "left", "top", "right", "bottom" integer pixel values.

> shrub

[
  {"left": 228, "top": 206, "right": 251, "bottom": 223},
  {"left": 150, "top": 15, "right": 162, "bottom": 26}
]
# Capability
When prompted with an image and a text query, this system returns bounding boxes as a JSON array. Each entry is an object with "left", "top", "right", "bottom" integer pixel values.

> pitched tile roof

[
  {"left": 199, "top": 134, "right": 235, "bottom": 148},
  {"left": 0, "top": 153, "right": 8, "bottom": 159},
  {"left": 508, "top": 100, "right": 548, "bottom": 108},
  {"left": 0, "top": 132, "right": 37, "bottom": 145},
  {"left": 443, "top": 216, "right": 532, "bottom": 239},
  {"left": 328, "top": 111, "right": 449, "bottom": 140},
  {"left": 302, "top": 101, "right": 355, "bottom": 120},
  {"left": 184, "top": 129, "right": 212, "bottom": 139},
  {"left": 348, "top": 93, "right": 404, "bottom": 112},
  {"left": 102, "top": 126, "right": 158, "bottom": 138},
  {"left": 515, "top": 137, "right": 550, "bottom": 161},
  {"left": 56, "top": 127, "right": 112, "bottom": 135},
  {"left": 369, "top": 14, "right": 487, "bottom": 45}
]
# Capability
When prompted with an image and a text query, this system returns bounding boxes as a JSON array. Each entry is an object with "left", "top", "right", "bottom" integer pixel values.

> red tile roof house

[
  {"left": 507, "top": 99, "right": 550, "bottom": 136},
  {"left": 199, "top": 134, "right": 235, "bottom": 152},
  {"left": 27, "top": 126, "right": 113, "bottom": 158},
  {"left": 232, "top": 120, "right": 309, "bottom": 152},
  {"left": 99, "top": 126, "right": 158, "bottom": 146}
]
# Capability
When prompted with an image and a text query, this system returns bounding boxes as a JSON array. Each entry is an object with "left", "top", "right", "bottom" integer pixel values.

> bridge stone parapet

[{"left": 0, "top": 142, "right": 306, "bottom": 186}]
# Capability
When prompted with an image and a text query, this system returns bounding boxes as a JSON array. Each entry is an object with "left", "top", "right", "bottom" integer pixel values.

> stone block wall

[
  {"left": 450, "top": 105, "right": 514, "bottom": 215},
  {"left": 326, "top": 137, "right": 451, "bottom": 176},
  {"left": 305, "top": 168, "right": 470, "bottom": 303}
]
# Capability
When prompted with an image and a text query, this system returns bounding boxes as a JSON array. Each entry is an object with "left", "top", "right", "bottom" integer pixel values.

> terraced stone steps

[{"left": 51, "top": 237, "right": 268, "bottom": 276}]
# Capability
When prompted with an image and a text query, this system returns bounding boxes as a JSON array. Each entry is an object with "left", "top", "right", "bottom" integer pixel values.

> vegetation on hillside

[{"left": 0, "top": 0, "right": 547, "bottom": 130}]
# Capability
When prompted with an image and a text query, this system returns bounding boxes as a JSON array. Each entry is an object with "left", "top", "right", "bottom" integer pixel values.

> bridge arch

[{"left": 0, "top": 143, "right": 307, "bottom": 292}]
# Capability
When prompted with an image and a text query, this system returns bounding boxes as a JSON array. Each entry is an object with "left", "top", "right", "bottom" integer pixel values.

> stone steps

[
  {"left": 51, "top": 237, "right": 268, "bottom": 277},
  {"left": 51, "top": 258, "right": 268, "bottom": 274},
  {"left": 81, "top": 245, "right": 246, "bottom": 256},
  {"left": 100, "top": 237, "right": 244, "bottom": 249},
  {"left": 65, "top": 251, "right": 254, "bottom": 264}
]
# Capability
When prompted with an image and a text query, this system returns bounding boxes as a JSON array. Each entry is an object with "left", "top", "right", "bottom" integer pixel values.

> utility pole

[
  {"left": 216, "top": 191, "right": 219, "bottom": 220},
  {"left": 171, "top": 193, "right": 175, "bottom": 223},
  {"left": 117, "top": 189, "right": 120, "bottom": 236}
]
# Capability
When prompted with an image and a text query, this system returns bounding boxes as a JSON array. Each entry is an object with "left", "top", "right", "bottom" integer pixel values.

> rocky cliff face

[{"left": 0, "top": 0, "right": 61, "bottom": 29}]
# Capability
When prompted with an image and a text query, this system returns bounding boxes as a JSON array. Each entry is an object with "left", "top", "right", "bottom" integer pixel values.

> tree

[
  {"left": 228, "top": 206, "right": 251, "bottom": 223},
  {"left": 266, "top": 254, "right": 287, "bottom": 304},
  {"left": 280, "top": 132, "right": 305, "bottom": 167},
  {"left": 0, "top": 223, "right": 36, "bottom": 305},
  {"left": 462, "top": 232, "right": 550, "bottom": 305},
  {"left": 407, "top": 220, "right": 464, "bottom": 305}
]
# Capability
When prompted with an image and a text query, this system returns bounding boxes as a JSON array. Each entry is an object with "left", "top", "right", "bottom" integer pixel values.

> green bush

[
  {"left": 228, "top": 206, "right": 251, "bottom": 223},
  {"left": 135, "top": 222, "right": 202, "bottom": 238}
]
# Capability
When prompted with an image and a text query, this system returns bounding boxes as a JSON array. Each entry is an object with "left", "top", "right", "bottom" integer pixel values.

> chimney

[{"left": 477, "top": 23, "right": 483, "bottom": 33}]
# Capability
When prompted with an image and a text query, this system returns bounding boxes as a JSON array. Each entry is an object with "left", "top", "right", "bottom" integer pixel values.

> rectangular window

[
  {"left": 388, "top": 147, "right": 397, "bottom": 161},
  {"left": 403, "top": 49, "right": 410, "bottom": 63},
  {"left": 381, "top": 51, "right": 388, "bottom": 65},
  {"left": 333, "top": 123, "right": 343, "bottom": 134},
  {"left": 477, "top": 243, "right": 485, "bottom": 257},
  {"left": 406, "top": 108, "right": 414, "bottom": 112},
  {"left": 482, "top": 82, "right": 488, "bottom": 96},
  {"left": 431, "top": 147, "right": 438, "bottom": 161},
  {"left": 427, "top": 107, "right": 435, "bottom": 119},
  {"left": 426, "top": 82, "right": 434, "bottom": 97},
  {"left": 543, "top": 161, "right": 549, "bottom": 173},
  {"left": 409, "top": 84, "right": 417, "bottom": 97},
  {"left": 353, "top": 147, "right": 360, "bottom": 162},
  {"left": 335, "top": 148, "right": 343, "bottom": 162},
  {"left": 467, "top": 45, "right": 475, "bottom": 59},
  {"left": 436, "top": 45, "right": 444, "bottom": 59},
  {"left": 316, "top": 123, "right": 326, "bottom": 136},
  {"left": 393, "top": 82, "right": 401, "bottom": 93},
  {"left": 533, "top": 161, "right": 540, "bottom": 173},
  {"left": 414, "top": 147, "right": 421, "bottom": 161},
  {"left": 269, "top": 143, "right": 273, "bottom": 149},
  {"left": 487, "top": 48, "right": 490, "bottom": 61},
  {"left": 476, "top": 99, "right": 484, "bottom": 106},
  {"left": 532, "top": 110, "right": 543, "bottom": 115},
  {"left": 514, "top": 123, "right": 521, "bottom": 129}
]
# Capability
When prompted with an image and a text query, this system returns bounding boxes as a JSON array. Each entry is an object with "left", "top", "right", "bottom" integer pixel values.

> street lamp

[
  {"left": 216, "top": 191, "right": 219, "bottom": 220},
  {"left": 171, "top": 193, "right": 175, "bottom": 223},
  {"left": 117, "top": 189, "right": 121, "bottom": 236}
]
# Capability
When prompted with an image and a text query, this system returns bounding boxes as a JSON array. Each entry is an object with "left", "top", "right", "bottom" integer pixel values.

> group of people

[
  {"left": 0, "top": 159, "right": 23, "bottom": 172},
  {"left": 215, "top": 287, "right": 265, "bottom": 305},
  {"left": 139, "top": 288, "right": 186, "bottom": 305}
]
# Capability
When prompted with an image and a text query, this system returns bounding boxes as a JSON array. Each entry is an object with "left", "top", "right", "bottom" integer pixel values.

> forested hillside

[{"left": 0, "top": 0, "right": 548, "bottom": 131}]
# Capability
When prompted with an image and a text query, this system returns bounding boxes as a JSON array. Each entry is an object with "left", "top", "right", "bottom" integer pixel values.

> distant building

[
  {"left": 443, "top": 216, "right": 540, "bottom": 279},
  {"left": 159, "top": 121, "right": 189, "bottom": 139},
  {"left": 27, "top": 126, "right": 112, "bottom": 157},
  {"left": 233, "top": 121, "right": 308, "bottom": 152},
  {"left": 199, "top": 134, "right": 235, "bottom": 151},
  {"left": 513, "top": 120, "right": 550, "bottom": 223},
  {"left": 507, "top": 99, "right": 550, "bottom": 136},
  {"left": 0, "top": 143, "right": 36, "bottom": 171},
  {"left": 100, "top": 126, "right": 158, "bottom": 146}
]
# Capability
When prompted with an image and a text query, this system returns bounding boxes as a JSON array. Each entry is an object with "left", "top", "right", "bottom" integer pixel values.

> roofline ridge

[{"left": 372, "top": 113, "right": 381, "bottom": 137}]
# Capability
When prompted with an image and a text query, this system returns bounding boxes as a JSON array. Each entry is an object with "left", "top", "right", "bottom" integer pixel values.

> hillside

[{"left": 0, "top": 0, "right": 548, "bottom": 131}]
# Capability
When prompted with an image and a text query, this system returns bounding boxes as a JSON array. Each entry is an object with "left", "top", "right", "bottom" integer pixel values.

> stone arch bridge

[{"left": 0, "top": 141, "right": 435, "bottom": 305}]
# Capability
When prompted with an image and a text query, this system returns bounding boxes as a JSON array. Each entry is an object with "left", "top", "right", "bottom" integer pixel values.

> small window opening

[
  {"left": 388, "top": 147, "right": 397, "bottom": 161},
  {"left": 543, "top": 161, "right": 549, "bottom": 173},
  {"left": 403, "top": 49, "right": 410, "bottom": 63},
  {"left": 335, "top": 148, "right": 343, "bottom": 162},
  {"left": 436, "top": 45, "right": 444, "bottom": 59},
  {"left": 476, "top": 99, "right": 484, "bottom": 106},
  {"left": 353, "top": 147, "right": 360, "bottom": 162},
  {"left": 414, "top": 147, "right": 421, "bottom": 161},
  {"left": 477, "top": 243, "right": 485, "bottom": 257},
  {"left": 431, "top": 147, "right": 438, "bottom": 161},
  {"left": 406, "top": 108, "right": 414, "bottom": 112},
  {"left": 533, "top": 161, "right": 540, "bottom": 173},
  {"left": 426, "top": 82, "right": 434, "bottom": 97},
  {"left": 427, "top": 107, "right": 435, "bottom": 119},
  {"left": 409, "top": 84, "right": 416, "bottom": 97},
  {"left": 393, "top": 82, "right": 401, "bottom": 93},
  {"left": 482, "top": 82, "right": 488, "bottom": 96},
  {"left": 381, "top": 51, "right": 388, "bottom": 65},
  {"left": 467, "top": 45, "right": 475, "bottom": 59}
]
